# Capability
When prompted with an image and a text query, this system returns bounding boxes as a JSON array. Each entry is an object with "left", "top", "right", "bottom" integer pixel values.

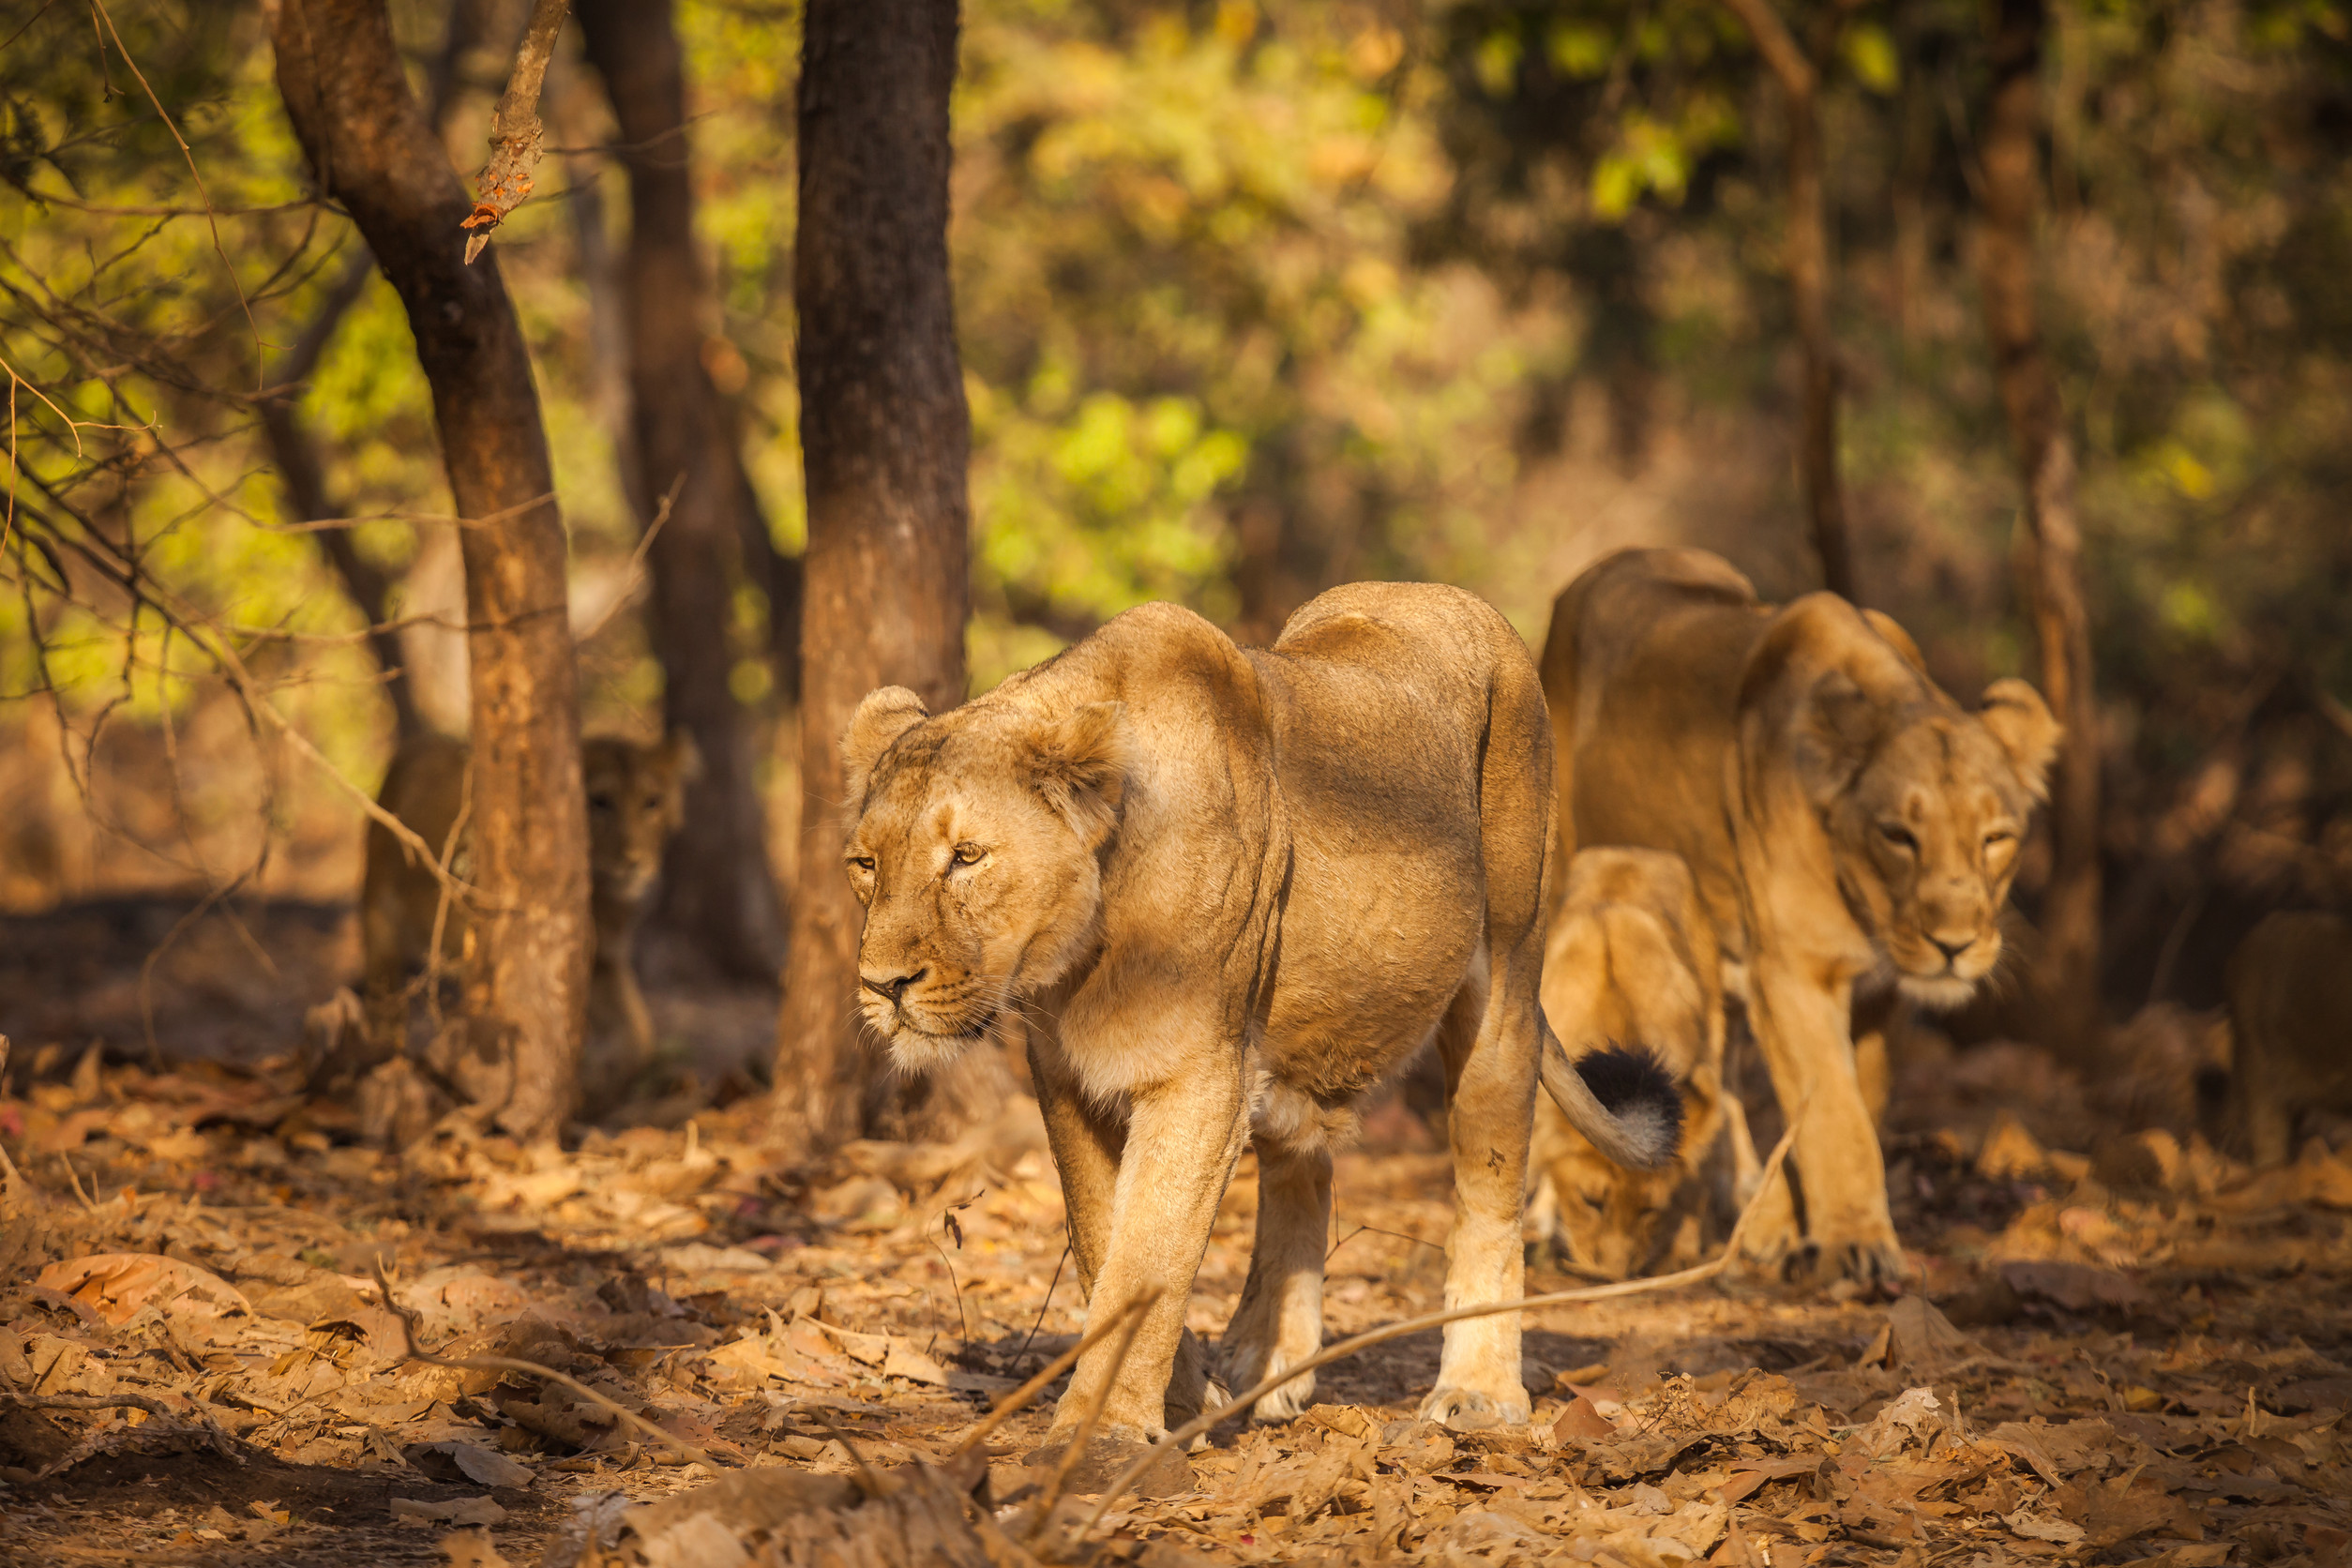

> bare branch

[
  {"left": 462, "top": 0, "right": 575, "bottom": 263},
  {"left": 1718, "top": 0, "right": 1817, "bottom": 101}
]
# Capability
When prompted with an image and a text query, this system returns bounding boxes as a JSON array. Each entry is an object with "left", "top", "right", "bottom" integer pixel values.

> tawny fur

[
  {"left": 1530, "top": 847, "right": 1756, "bottom": 1279},
  {"left": 2223, "top": 911, "right": 2352, "bottom": 1168},
  {"left": 837, "top": 584, "right": 1679, "bottom": 1460},
  {"left": 357, "top": 731, "right": 699, "bottom": 1116},
  {"left": 1539, "top": 549, "right": 2058, "bottom": 1289}
]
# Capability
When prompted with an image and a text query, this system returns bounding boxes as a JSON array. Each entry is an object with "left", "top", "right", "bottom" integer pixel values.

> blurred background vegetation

[{"left": 4, "top": 0, "right": 2350, "bottom": 1027}]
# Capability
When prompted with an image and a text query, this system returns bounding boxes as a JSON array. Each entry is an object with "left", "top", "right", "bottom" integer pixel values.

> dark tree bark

[
  {"left": 777, "top": 0, "right": 985, "bottom": 1148},
  {"left": 257, "top": 2, "right": 487, "bottom": 747},
  {"left": 1720, "top": 0, "right": 1856, "bottom": 603},
  {"left": 1977, "top": 0, "right": 2103, "bottom": 1055},
  {"left": 578, "top": 0, "right": 789, "bottom": 981},
  {"left": 272, "top": 0, "right": 591, "bottom": 1141}
]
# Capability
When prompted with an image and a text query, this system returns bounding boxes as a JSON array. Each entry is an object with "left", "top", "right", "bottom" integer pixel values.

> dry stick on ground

[
  {"left": 462, "top": 0, "right": 573, "bottom": 263},
  {"left": 1025, "top": 1290, "right": 1159, "bottom": 1541},
  {"left": 0, "top": 1390, "right": 244, "bottom": 1468},
  {"left": 952, "top": 1295, "right": 1160, "bottom": 1462},
  {"left": 369, "top": 1259, "right": 715, "bottom": 1468},
  {"left": 1073, "top": 1110, "right": 1809, "bottom": 1541}
]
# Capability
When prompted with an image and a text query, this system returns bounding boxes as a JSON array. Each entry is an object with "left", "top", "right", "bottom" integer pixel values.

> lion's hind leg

[
  {"left": 1220, "top": 1104, "right": 1334, "bottom": 1423},
  {"left": 1421, "top": 957, "right": 1538, "bottom": 1430}
]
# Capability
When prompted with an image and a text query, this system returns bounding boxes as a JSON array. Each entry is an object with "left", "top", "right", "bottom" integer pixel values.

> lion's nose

[
  {"left": 1930, "top": 936, "right": 1971, "bottom": 965},
  {"left": 862, "top": 968, "right": 926, "bottom": 1003}
]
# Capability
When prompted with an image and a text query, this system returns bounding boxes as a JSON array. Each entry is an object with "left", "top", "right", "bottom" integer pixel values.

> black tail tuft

[{"left": 1576, "top": 1043, "right": 1684, "bottom": 1167}]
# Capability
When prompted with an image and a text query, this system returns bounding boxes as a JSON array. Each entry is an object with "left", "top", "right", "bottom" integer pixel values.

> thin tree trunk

[
  {"left": 258, "top": 386, "right": 425, "bottom": 744},
  {"left": 578, "top": 0, "right": 787, "bottom": 982},
  {"left": 257, "top": 3, "right": 485, "bottom": 747},
  {"left": 272, "top": 0, "right": 591, "bottom": 1141},
  {"left": 778, "top": 0, "right": 984, "bottom": 1148},
  {"left": 1719, "top": 0, "right": 1855, "bottom": 603},
  {"left": 1977, "top": 0, "right": 2103, "bottom": 1055}
]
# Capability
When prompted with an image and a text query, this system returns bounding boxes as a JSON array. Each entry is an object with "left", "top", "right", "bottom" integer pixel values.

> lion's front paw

[
  {"left": 1024, "top": 1425, "right": 1196, "bottom": 1499},
  {"left": 1790, "top": 1229, "right": 1913, "bottom": 1297},
  {"left": 1417, "top": 1384, "right": 1532, "bottom": 1431}
]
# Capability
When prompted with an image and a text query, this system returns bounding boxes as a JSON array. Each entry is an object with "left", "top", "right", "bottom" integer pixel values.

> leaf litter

[{"left": 0, "top": 1037, "right": 2348, "bottom": 1567}]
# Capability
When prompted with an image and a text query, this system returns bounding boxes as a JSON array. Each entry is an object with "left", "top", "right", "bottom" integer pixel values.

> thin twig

[
  {"left": 462, "top": 0, "right": 574, "bottom": 262},
  {"left": 369, "top": 1259, "right": 716, "bottom": 1467},
  {"left": 84, "top": 0, "right": 266, "bottom": 384},
  {"left": 1025, "top": 1289, "right": 1157, "bottom": 1540},
  {"left": 951, "top": 1294, "right": 1156, "bottom": 1460},
  {"left": 814, "top": 1417, "right": 886, "bottom": 1496},
  {"left": 0, "top": 1388, "right": 244, "bottom": 1469},
  {"left": 573, "top": 475, "right": 682, "bottom": 642},
  {"left": 1071, "top": 1109, "right": 1809, "bottom": 1541},
  {"left": 1017, "top": 1244, "right": 1070, "bottom": 1362}
]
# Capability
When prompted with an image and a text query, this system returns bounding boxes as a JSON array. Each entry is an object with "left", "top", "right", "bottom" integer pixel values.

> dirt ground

[{"left": 1, "top": 900, "right": 2348, "bottom": 1567}]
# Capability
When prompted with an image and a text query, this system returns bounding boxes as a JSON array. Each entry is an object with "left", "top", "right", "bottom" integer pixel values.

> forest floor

[{"left": 0, "top": 900, "right": 2348, "bottom": 1568}]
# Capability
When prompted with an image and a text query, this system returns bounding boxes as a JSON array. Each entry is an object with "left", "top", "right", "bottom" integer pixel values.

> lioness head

[
  {"left": 839, "top": 686, "right": 1127, "bottom": 1070},
  {"left": 1794, "top": 672, "right": 2059, "bottom": 1008},
  {"left": 583, "top": 732, "right": 700, "bottom": 910}
]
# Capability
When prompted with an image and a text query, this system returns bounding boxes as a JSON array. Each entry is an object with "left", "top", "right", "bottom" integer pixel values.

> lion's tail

[{"left": 1536, "top": 1019, "right": 1682, "bottom": 1171}]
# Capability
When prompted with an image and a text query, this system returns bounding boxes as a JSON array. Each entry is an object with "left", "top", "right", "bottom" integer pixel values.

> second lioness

[
  {"left": 1542, "top": 549, "right": 2057, "bottom": 1289},
  {"left": 359, "top": 730, "right": 699, "bottom": 1112},
  {"left": 1530, "top": 846, "right": 1754, "bottom": 1279},
  {"left": 838, "top": 583, "right": 1679, "bottom": 1479}
]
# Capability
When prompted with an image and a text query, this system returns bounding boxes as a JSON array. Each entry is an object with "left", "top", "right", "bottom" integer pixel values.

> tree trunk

[
  {"left": 1977, "top": 0, "right": 2103, "bottom": 1056},
  {"left": 272, "top": 0, "right": 591, "bottom": 1141},
  {"left": 777, "top": 0, "right": 984, "bottom": 1148},
  {"left": 1719, "top": 0, "right": 1855, "bottom": 602},
  {"left": 578, "top": 0, "right": 787, "bottom": 982},
  {"left": 257, "top": 3, "right": 486, "bottom": 749}
]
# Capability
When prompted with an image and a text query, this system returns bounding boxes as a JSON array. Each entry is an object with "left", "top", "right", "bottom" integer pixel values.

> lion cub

[
  {"left": 1530, "top": 848, "right": 1754, "bottom": 1278},
  {"left": 2224, "top": 911, "right": 2352, "bottom": 1168},
  {"left": 356, "top": 730, "right": 699, "bottom": 1113}
]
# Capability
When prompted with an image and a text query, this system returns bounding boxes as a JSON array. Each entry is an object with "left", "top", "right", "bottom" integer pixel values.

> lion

[
  {"left": 2223, "top": 911, "right": 2352, "bottom": 1168},
  {"left": 1530, "top": 847, "right": 1758, "bottom": 1279},
  {"left": 354, "top": 730, "right": 700, "bottom": 1114},
  {"left": 837, "top": 583, "right": 1680, "bottom": 1482},
  {"left": 1541, "top": 549, "right": 2058, "bottom": 1289}
]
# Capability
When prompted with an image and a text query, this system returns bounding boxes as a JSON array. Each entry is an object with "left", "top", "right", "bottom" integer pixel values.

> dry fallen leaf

[
  {"left": 392, "top": 1495, "right": 506, "bottom": 1528},
  {"left": 35, "top": 1252, "right": 251, "bottom": 1326}
]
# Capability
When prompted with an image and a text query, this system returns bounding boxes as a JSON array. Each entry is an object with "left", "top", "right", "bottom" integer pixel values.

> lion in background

[
  {"left": 1530, "top": 846, "right": 1758, "bottom": 1279},
  {"left": 2223, "top": 910, "right": 2352, "bottom": 1168},
  {"left": 837, "top": 582, "right": 1680, "bottom": 1485},
  {"left": 1542, "top": 549, "right": 2058, "bottom": 1289},
  {"left": 347, "top": 730, "right": 699, "bottom": 1120}
]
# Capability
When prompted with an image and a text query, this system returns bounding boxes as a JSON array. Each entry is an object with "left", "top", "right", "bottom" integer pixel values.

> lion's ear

[
  {"left": 840, "top": 687, "right": 929, "bottom": 807},
  {"left": 1027, "top": 701, "right": 1129, "bottom": 848},
  {"left": 1861, "top": 609, "right": 1927, "bottom": 674},
  {"left": 1790, "top": 671, "right": 1880, "bottom": 806},
  {"left": 1979, "top": 678, "right": 2060, "bottom": 801}
]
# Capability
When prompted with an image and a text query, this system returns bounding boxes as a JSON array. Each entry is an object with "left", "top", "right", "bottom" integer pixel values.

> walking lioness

[
  {"left": 839, "top": 584, "right": 1678, "bottom": 1479},
  {"left": 1541, "top": 550, "right": 2057, "bottom": 1289}
]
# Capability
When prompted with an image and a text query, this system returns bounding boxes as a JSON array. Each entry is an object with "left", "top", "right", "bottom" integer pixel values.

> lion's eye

[
  {"left": 1878, "top": 823, "right": 1919, "bottom": 852},
  {"left": 951, "top": 843, "right": 987, "bottom": 867},
  {"left": 848, "top": 855, "right": 876, "bottom": 873},
  {"left": 1983, "top": 830, "right": 2016, "bottom": 856}
]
